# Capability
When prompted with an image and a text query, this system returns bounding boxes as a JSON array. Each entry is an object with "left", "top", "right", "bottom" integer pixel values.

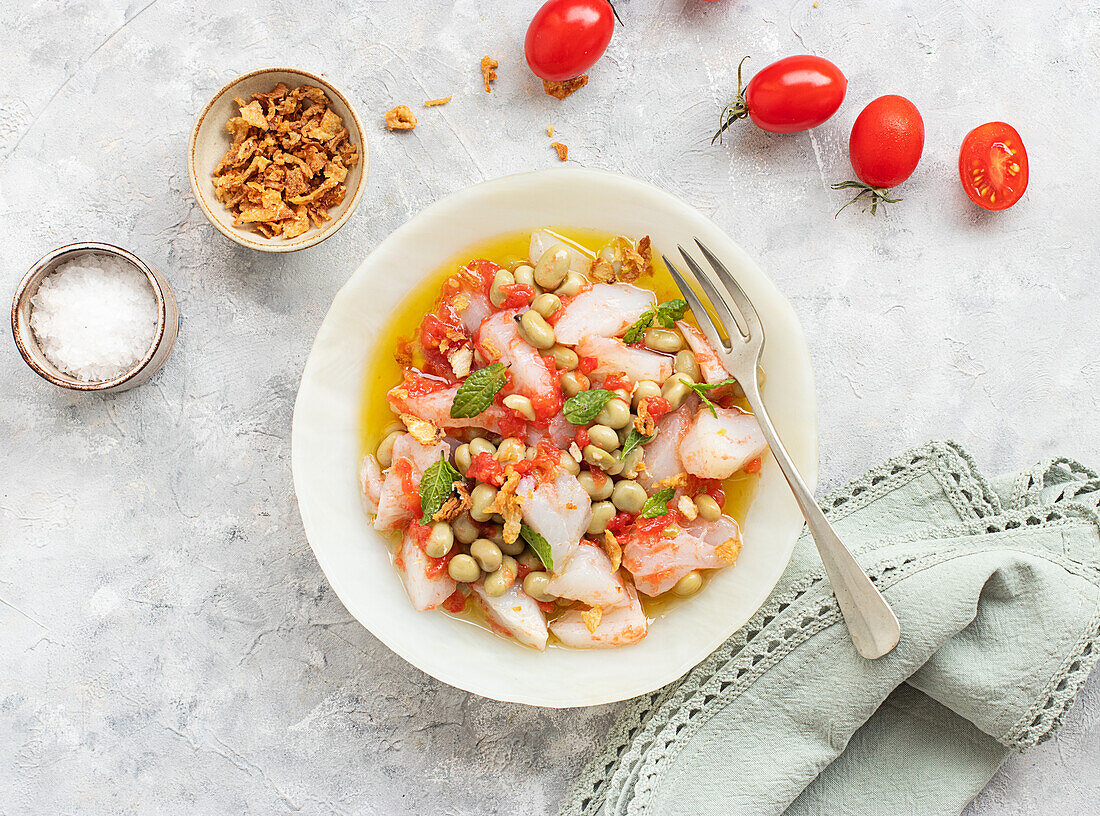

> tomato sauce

[{"left": 466, "top": 452, "right": 506, "bottom": 486}]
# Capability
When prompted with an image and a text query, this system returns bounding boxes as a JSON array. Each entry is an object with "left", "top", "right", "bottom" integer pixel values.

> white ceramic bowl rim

[{"left": 292, "top": 167, "right": 817, "bottom": 707}]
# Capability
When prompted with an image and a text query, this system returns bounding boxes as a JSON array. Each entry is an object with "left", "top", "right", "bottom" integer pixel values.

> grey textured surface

[{"left": 2, "top": 0, "right": 1098, "bottom": 814}]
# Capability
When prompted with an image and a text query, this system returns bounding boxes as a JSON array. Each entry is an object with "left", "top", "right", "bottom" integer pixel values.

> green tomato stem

[{"left": 830, "top": 180, "right": 903, "bottom": 217}]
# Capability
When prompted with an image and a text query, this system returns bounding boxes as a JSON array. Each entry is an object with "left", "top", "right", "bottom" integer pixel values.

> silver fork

[{"left": 664, "top": 240, "right": 901, "bottom": 660}]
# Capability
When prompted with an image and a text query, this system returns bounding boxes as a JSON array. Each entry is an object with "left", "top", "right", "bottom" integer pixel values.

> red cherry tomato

[
  {"left": 715, "top": 55, "right": 846, "bottom": 140},
  {"left": 832, "top": 95, "right": 924, "bottom": 215},
  {"left": 959, "top": 122, "right": 1028, "bottom": 211},
  {"left": 525, "top": 0, "right": 615, "bottom": 82},
  {"left": 848, "top": 95, "right": 924, "bottom": 188}
]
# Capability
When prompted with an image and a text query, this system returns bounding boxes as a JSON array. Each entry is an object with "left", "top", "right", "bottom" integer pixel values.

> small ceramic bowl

[
  {"left": 188, "top": 67, "right": 368, "bottom": 253},
  {"left": 11, "top": 242, "right": 179, "bottom": 393}
]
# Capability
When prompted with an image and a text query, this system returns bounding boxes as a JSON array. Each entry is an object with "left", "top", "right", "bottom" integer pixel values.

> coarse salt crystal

[{"left": 29, "top": 254, "right": 159, "bottom": 382}]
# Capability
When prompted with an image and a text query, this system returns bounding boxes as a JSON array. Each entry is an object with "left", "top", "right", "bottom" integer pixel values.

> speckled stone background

[{"left": 3, "top": 1, "right": 1098, "bottom": 813}]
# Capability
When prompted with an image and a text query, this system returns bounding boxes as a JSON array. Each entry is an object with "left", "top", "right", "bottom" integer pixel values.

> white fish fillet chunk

[
  {"left": 529, "top": 229, "right": 592, "bottom": 276},
  {"left": 360, "top": 453, "right": 384, "bottom": 514},
  {"left": 679, "top": 406, "right": 766, "bottom": 480},
  {"left": 519, "top": 472, "right": 592, "bottom": 569},
  {"left": 526, "top": 412, "right": 575, "bottom": 449},
  {"left": 476, "top": 311, "right": 559, "bottom": 404},
  {"left": 552, "top": 283, "right": 656, "bottom": 345},
  {"left": 454, "top": 290, "right": 492, "bottom": 334},
  {"left": 546, "top": 543, "right": 628, "bottom": 607},
  {"left": 622, "top": 517, "right": 740, "bottom": 596},
  {"left": 636, "top": 400, "right": 696, "bottom": 491},
  {"left": 374, "top": 434, "right": 448, "bottom": 531},
  {"left": 472, "top": 582, "right": 549, "bottom": 650},
  {"left": 576, "top": 336, "right": 673, "bottom": 383},
  {"left": 388, "top": 380, "right": 511, "bottom": 435},
  {"left": 676, "top": 321, "right": 733, "bottom": 384},
  {"left": 550, "top": 582, "right": 647, "bottom": 648},
  {"left": 398, "top": 528, "right": 457, "bottom": 611}
]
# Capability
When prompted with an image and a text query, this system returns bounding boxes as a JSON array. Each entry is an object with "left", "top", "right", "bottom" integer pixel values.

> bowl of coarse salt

[{"left": 11, "top": 243, "right": 179, "bottom": 393}]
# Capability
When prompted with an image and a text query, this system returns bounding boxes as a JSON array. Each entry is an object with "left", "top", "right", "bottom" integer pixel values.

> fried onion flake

[{"left": 212, "top": 83, "right": 358, "bottom": 239}]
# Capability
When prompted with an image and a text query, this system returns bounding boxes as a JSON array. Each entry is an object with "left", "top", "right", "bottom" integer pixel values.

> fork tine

[
  {"left": 678, "top": 245, "right": 747, "bottom": 341},
  {"left": 661, "top": 254, "right": 730, "bottom": 355},
  {"left": 694, "top": 240, "right": 762, "bottom": 339}
]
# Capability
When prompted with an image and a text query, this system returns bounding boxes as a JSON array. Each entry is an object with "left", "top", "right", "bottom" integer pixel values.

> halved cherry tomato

[
  {"left": 525, "top": 0, "right": 615, "bottom": 82},
  {"left": 715, "top": 55, "right": 846, "bottom": 140},
  {"left": 959, "top": 122, "right": 1028, "bottom": 211},
  {"left": 833, "top": 95, "right": 924, "bottom": 215}
]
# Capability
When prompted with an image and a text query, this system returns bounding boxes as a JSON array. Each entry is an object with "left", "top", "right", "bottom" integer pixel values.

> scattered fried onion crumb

[
  {"left": 590, "top": 257, "right": 615, "bottom": 283},
  {"left": 385, "top": 105, "right": 417, "bottom": 130},
  {"left": 547, "top": 125, "right": 555, "bottom": 137},
  {"left": 634, "top": 397, "right": 659, "bottom": 437},
  {"left": 424, "top": 96, "right": 452, "bottom": 107},
  {"left": 433, "top": 482, "right": 471, "bottom": 523},
  {"left": 656, "top": 472, "right": 689, "bottom": 490},
  {"left": 446, "top": 344, "right": 473, "bottom": 379},
  {"left": 400, "top": 413, "right": 439, "bottom": 444},
  {"left": 581, "top": 606, "right": 603, "bottom": 633},
  {"left": 211, "top": 83, "right": 359, "bottom": 239},
  {"left": 480, "top": 56, "right": 498, "bottom": 93},
  {"left": 716, "top": 538, "right": 743, "bottom": 565},
  {"left": 618, "top": 235, "right": 652, "bottom": 283},
  {"left": 491, "top": 468, "right": 523, "bottom": 544},
  {"left": 677, "top": 496, "right": 699, "bottom": 521},
  {"left": 543, "top": 74, "right": 589, "bottom": 100},
  {"left": 551, "top": 141, "right": 568, "bottom": 161},
  {"left": 602, "top": 530, "right": 622, "bottom": 572}
]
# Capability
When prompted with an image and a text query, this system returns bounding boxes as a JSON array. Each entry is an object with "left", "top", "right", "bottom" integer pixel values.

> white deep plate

[{"left": 292, "top": 167, "right": 817, "bottom": 708}]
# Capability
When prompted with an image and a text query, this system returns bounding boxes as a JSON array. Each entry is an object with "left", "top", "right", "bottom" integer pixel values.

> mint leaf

[
  {"left": 639, "top": 487, "right": 675, "bottom": 518},
  {"left": 623, "top": 300, "right": 688, "bottom": 341},
  {"left": 622, "top": 310, "right": 654, "bottom": 344},
  {"left": 621, "top": 427, "right": 653, "bottom": 457},
  {"left": 419, "top": 452, "right": 464, "bottom": 524},
  {"left": 682, "top": 376, "right": 739, "bottom": 418},
  {"left": 654, "top": 299, "right": 688, "bottom": 328},
  {"left": 520, "top": 524, "right": 553, "bottom": 570},
  {"left": 563, "top": 389, "right": 615, "bottom": 425},
  {"left": 450, "top": 362, "right": 507, "bottom": 418}
]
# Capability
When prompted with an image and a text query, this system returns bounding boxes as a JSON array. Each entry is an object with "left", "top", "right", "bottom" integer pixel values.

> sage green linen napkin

[{"left": 562, "top": 442, "right": 1100, "bottom": 816}]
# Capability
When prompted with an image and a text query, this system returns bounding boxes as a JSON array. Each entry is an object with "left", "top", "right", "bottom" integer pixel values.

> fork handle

[{"left": 740, "top": 380, "right": 901, "bottom": 659}]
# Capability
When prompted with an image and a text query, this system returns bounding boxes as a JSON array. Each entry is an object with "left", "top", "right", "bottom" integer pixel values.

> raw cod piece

[
  {"left": 576, "top": 336, "right": 673, "bottom": 383},
  {"left": 360, "top": 453, "right": 383, "bottom": 513},
  {"left": 636, "top": 400, "right": 696, "bottom": 491},
  {"left": 398, "top": 528, "right": 457, "bottom": 611},
  {"left": 373, "top": 434, "right": 448, "bottom": 531},
  {"left": 552, "top": 283, "right": 656, "bottom": 345},
  {"left": 475, "top": 311, "right": 559, "bottom": 404},
  {"left": 519, "top": 471, "right": 592, "bottom": 568},
  {"left": 621, "top": 514, "right": 741, "bottom": 596},
  {"left": 528, "top": 229, "right": 592, "bottom": 276},
  {"left": 676, "top": 320, "right": 733, "bottom": 384},
  {"left": 454, "top": 289, "right": 492, "bottom": 334},
  {"left": 549, "top": 581, "right": 647, "bottom": 648},
  {"left": 388, "top": 380, "right": 511, "bottom": 435},
  {"left": 545, "top": 542, "right": 628, "bottom": 607},
  {"left": 472, "top": 582, "right": 549, "bottom": 650},
  {"left": 679, "top": 406, "right": 767, "bottom": 480}
]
